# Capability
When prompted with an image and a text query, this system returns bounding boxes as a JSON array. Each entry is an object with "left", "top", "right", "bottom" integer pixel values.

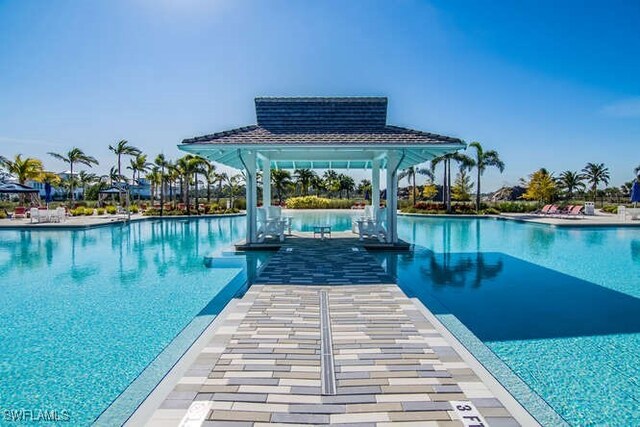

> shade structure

[
  {"left": 179, "top": 97, "right": 466, "bottom": 245},
  {"left": 631, "top": 181, "right": 640, "bottom": 204},
  {"left": 0, "top": 182, "right": 39, "bottom": 194}
]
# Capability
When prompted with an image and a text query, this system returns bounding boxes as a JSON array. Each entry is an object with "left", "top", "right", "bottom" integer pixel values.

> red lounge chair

[
  {"left": 535, "top": 204, "right": 552, "bottom": 215},
  {"left": 566, "top": 205, "right": 583, "bottom": 217},
  {"left": 13, "top": 207, "right": 26, "bottom": 219},
  {"left": 545, "top": 205, "right": 559, "bottom": 215}
]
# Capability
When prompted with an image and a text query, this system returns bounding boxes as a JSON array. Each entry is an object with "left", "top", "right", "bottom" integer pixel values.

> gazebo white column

[
  {"left": 371, "top": 158, "right": 380, "bottom": 208},
  {"left": 262, "top": 160, "right": 271, "bottom": 207},
  {"left": 242, "top": 150, "right": 258, "bottom": 244},
  {"left": 385, "top": 151, "right": 400, "bottom": 244}
]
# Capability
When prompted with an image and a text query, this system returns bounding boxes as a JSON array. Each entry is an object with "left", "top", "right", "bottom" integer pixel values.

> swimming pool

[
  {"left": 391, "top": 216, "right": 640, "bottom": 426},
  {"left": 3, "top": 213, "right": 639, "bottom": 425},
  {"left": 0, "top": 217, "right": 251, "bottom": 425}
]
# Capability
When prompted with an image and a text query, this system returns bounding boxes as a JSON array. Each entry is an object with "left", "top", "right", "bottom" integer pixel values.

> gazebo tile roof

[{"left": 182, "top": 125, "right": 462, "bottom": 146}]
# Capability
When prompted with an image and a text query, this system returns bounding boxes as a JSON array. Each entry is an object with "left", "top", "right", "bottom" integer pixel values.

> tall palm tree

[
  {"left": 338, "top": 174, "right": 356, "bottom": 199},
  {"left": 202, "top": 160, "right": 217, "bottom": 203},
  {"left": 47, "top": 148, "right": 98, "bottom": 202},
  {"left": 431, "top": 153, "right": 474, "bottom": 212},
  {"left": 271, "top": 169, "right": 292, "bottom": 205},
  {"left": 216, "top": 171, "right": 228, "bottom": 204},
  {"left": 467, "top": 142, "right": 505, "bottom": 211},
  {"left": 154, "top": 154, "right": 168, "bottom": 215},
  {"left": 108, "top": 139, "right": 141, "bottom": 178},
  {"left": 357, "top": 179, "right": 372, "bottom": 200},
  {"left": 323, "top": 170, "right": 340, "bottom": 198},
  {"left": 557, "top": 170, "right": 585, "bottom": 200},
  {"left": 175, "top": 155, "right": 207, "bottom": 214},
  {"left": 310, "top": 174, "right": 325, "bottom": 196},
  {"left": 127, "top": 154, "right": 151, "bottom": 201},
  {"left": 582, "top": 162, "right": 610, "bottom": 203},
  {"left": 294, "top": 169, "right": 316, "bottom": 196},
  {"left": 399, "top": 165, "right": 435, "bottom": 206},
  {"left": 146, "top": 167, "right": 163, "bottom": 205},
  {"left": 224, "top": 173, "right": 244, "bottom": 209}
]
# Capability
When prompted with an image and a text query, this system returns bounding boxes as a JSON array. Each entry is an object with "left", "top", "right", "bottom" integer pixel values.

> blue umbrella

[
  {"left": 44, "top": 182, "right": 52, "bottom": 205},
  {"left": 631, "top": 181, "right": 640, "bottom": 207}
]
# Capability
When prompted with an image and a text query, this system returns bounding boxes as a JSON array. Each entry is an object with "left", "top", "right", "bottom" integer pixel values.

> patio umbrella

[
  {"left": 44, "top": 182, "right": 52, "bottom": 206},
  {"left": 631, "top": 181, "right": 640, "bottom": 207}
]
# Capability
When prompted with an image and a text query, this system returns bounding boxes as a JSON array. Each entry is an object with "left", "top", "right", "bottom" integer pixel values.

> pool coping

[{"left": 410, "top": 297, "right": 542, "bottom": 427}]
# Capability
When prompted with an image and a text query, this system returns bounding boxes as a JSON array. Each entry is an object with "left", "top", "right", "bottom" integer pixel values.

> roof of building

[{"left": 181, "top": 97, "right": 463, "bottom": 146}]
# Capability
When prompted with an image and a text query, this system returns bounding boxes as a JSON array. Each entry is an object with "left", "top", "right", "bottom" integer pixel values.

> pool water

[
  {"left": 3, "top": 213, "right": 640, "bottom": 426},
  {"left": 286, "top": 209, "right": 356, "bottom": 232},
  {"left": 0, "top": 217, "right": 249, "bottom": 425},
  {"left": 391, "top": 217, "right": 640, "bottom": 426}
]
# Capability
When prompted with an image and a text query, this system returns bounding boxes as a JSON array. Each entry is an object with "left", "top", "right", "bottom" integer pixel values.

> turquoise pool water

[
  {"left": 3, "top": 214, "right": 640, "bottom": 426},
  {"left": 391, "top": 216, "right": 640, "bottom": 426},
  {"left": 0, "top": 217, "right": 249, "bottom": 425},
  {"left": 286, "top": 209, "right": 356, "bottom": 232}
]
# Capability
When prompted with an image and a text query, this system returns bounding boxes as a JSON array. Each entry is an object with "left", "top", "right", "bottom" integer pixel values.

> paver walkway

[
  {"left": 254, "top": 237, "right": 394, "bottom": 285},
  {"left": 144, "top": 285, "right": 521, "bottom": 426}
]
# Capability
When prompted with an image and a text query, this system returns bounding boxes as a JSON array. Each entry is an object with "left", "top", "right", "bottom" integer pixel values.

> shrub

[
  {"left": 143, "top": 208, "right": 159, "bottom": 216},
  {"left": 130, "top": 205, "right": 139, "bottom": 214},
  {"left": 96, "top": 208, "right": 105, "bottom": 215},
  {"left": 106, "top": 206, "right": 117, "bottom": 215},
  {"left": 490, "top": 201, "right": 538, "bottom": 213},
  {"left": 84, "top": 208, "right": 94, "bottom": 216},
  {"left": 601, "top": 205, "right": 619, "bottom": 214},
  {"left": 70, "top": 207, "right": 86, "bottom": 216},
  {"left": 483, "top": 207, "right": 501, "bottom": 215},
  {"left": 233, "top": 199, "right": 246, "bottom": 210},
  {"left": 285, "top": 196, "right": 356, "bottom": 209},
  {"left": 0, "top": 210, "right": 7, "bottom": 219}
]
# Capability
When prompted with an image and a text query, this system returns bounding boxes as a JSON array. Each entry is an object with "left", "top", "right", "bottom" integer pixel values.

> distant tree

[
  {"left": 146, "top": 167, "right": 163, "bottom": 202},
  {"left": 431, "top": 153, "right": 474, "bottom": 212},
  {"left": 310, "top": 174, "right": 325, "bottom": 196},
  {"left": 294, "top": 169, "right": 316, "bottom": 196},
  {"left": 271, "top": 169, "right": 292, "bottom": 205},
  {"left": 323, "top": 170, "right": 340, "bottom": 198},
  {"left": 557, "top": 170, "right": 585, "bottom": 200},
  {"left": 399, "top": 165, "right": 435, "bottom": 206},
  {"left": 451, "top": 170, "right": 473, "bottom": 201},
  {"left": 109, "top": 140, "right": 141, "bottom": 178},
  {"left": 522, "top": 168, "right": 557, "bottom": 204},
  {"left": 47, "top": 148, "right": 98, "bottom": 202},
  {"left": 77, "top": 171, "right": 98, "bottom": 200},
  {"left": 467, "top": 142, "right": 505, "bottom": 211},
  {"left": 338, "top": 174, "right": 355, "bottom": 199},
  {"left": 224, "top": 173, "right": 244, "bottom": 209},
  {"left": 422, "top": 183, "right": 438, "bottom": 200},
  {"left": 201, "top": 161, "right": 217, "bottom": 203},
  {"left": 357, "top": 179, "right": 372, "bottom": 199},
  {"left": 154, "top": 154, "right": 169, "bottom": 215},
  {"left": 582, "top": 162, "right": 610, "bottom": 203},
  {"left": 0, "top": 154, "right": 44, "bottom": 185}
]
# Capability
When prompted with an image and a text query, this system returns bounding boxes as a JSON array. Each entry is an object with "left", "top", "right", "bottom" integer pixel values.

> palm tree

[
  {"left": 323, "top": 170, "right": 340, "bottom": 198},
  {"left": 582, "top": 162, "right": 610, "bottom": 203},
  {"left": 357, "top": 179, "right": 372, "bottom": 200},
  {"left": 0, "top": 154, "right": 44, "bottom": 184},
  {"left": 47, "top": 148, "right": 98, "bottom": 202},
  {"left": 175, "top": 155, "right": 208, "bottom": 214},
  {"left": 399, "top": 165, "right": 435, "bottom": 205},
  {"left": 127, "top": 154, "right": 151, "bottom": 201},
  {"left": 146, "top": 167, "right": 163, "bottom": 205},
  {"left": 77, "top": 171, "right": 97, "bottom": 200},
  {"left": 634, "top": 165, "right": 640, "bottom": 176},
  {"left": 431, "top": 153, "right": 474, "bottom": 212},
  {"left": 108, "top": 139, "right": 141, "bottom": 178},
  {"left": 202, "top": 161, "right": 217, "bottom": 203},
  {"left": 154, "top": 154, "right": 168, "bottom": 215},
  {"left": 338, "top": 174, "right": 356, "bottom": 199},
  {"left": 224, "top": 173, "right": 244, "bottom": 209},
  {"left": 467, "top": 142, "right": 505, "bottom": 211},
  {"left": 271, "top": 169, "right": 292, "bottom": 205},
  {"left": 557, "top": 171, "right": 585, "bottom": 200},
  {"left": 216, "top": 171, "right": 228, "bottom": 204},
  {"left": 310, "top": 174, "right": 325, "bottom": 196},
  {"left": 294, "top": 169, "right": 316, "bottom": 196}
]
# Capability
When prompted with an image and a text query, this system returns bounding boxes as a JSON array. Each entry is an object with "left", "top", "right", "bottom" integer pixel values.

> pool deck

[
  {"left": 130, "top": 237, "right": 540, "bottom": 427},
  {"left": 497, "top": 211, "right": 640, "bottom": 227}
]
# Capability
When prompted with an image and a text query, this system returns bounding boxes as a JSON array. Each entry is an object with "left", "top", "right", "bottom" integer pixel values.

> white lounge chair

[
  {"left": 54, "top": 207, "right": 66, "bottom": 223},
  {"left": 352, "top": 205, "right": 374, "bottom": 233},
  {"left": 266, "top": 205, "right": 292, "bottom": 235},
  {"left": 356, "top": 207, "right": 387, "bottom": 242},
  {"left": 30, "top": 208, "right": 40, "bottom": 224},
  {"left": 257, "top": 207, "right": 286, "bottom": 242}
]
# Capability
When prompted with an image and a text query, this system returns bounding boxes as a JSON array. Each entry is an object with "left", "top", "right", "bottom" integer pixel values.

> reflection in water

[{"left": 632, "top": 241, "right": 640, "bottom": 263}]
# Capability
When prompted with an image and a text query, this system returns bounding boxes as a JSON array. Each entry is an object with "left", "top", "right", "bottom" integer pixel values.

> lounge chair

[
  {"left": 257, "top": 207, "right": 285, "bottom": 242},
  {"left": 352, "top": 205, "right": 374, "bottom": 233},
  {"left": 13, "top": 206, "right": 26, "bottom": 219},
  {"left": 545, "top": 205, "right": 560, "bottom": 216},
  {"left": 564, "top": 205, "right": 583, "bottom": 218},
  {"left": 534, "top": 204, "right": 552, "bottom": 215},
  {"left": 356, "top": 207, "right": 387, "bottom": 242},
  {"left": 266, "top": 206, "right": 292, "bottom": 235},
  {"left": 30, "top": 208, "right": 40, "bottom": 223}
]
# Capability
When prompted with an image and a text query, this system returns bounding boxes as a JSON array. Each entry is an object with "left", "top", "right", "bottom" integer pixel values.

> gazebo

[
  {"left": 179, "top": 97, "right": 465, "bottom": 246},
  {"left": 0, "top": 182, "right": 41, "bottom": 205}
]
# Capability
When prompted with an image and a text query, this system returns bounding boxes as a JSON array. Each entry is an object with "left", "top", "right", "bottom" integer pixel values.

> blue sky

[{"left": 1, "top": 0, "right": 639, "bottom": 190}]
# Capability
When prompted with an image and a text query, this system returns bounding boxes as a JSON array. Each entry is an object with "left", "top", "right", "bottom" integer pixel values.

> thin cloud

[{"left": 601, "top": 98, "right": 640, "bottom": 118}]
